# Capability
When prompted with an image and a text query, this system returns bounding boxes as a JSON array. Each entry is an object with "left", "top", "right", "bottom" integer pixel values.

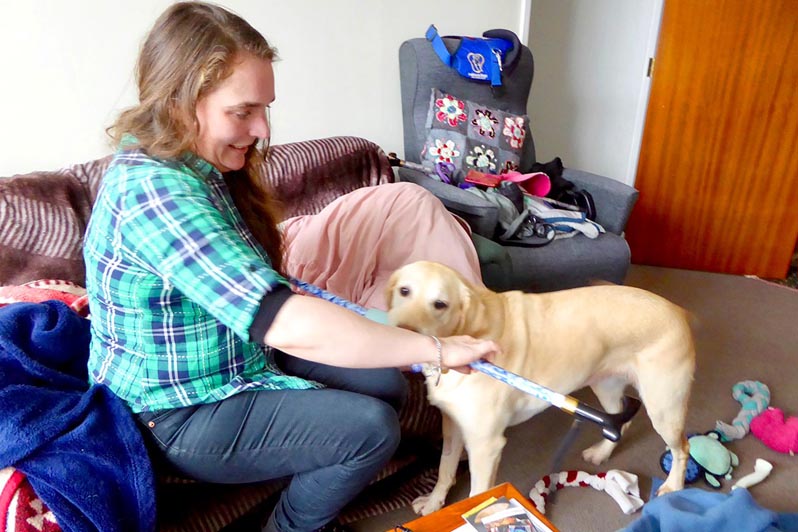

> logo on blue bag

[
  {"left": 466, "top": 52, "right": 487, "bottom": 79},
  {"left": 467, "top": 52, "right": 485, "bottom": 74}
]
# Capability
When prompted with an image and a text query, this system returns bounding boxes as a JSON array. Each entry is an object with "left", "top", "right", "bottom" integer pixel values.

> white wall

[
  {"left": 527, "top": 0, "right": 662, "bottom": 185},
  {"left": 0, "top": 0, "right": 525, "bottom": 176}
]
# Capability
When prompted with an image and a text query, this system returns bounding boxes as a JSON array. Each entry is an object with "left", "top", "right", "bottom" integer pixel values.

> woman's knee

[
  {"left": 376, "top": 369, "right": 409, "bottom": 413},
  {"left": 389, "top": 181, "right": 442, "bottom": 207},
  {"left": 356, "top": 399, "right": 402, "bottom": 458}
]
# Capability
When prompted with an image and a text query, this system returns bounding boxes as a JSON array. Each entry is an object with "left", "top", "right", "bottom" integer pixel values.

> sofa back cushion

[
  {"left": 1, "top": 137, "right": 392, "bottom": 287},
  {"left": 0, "top": 157, "right": 110, "bottom": 286},
  {"left": 263, "top": 136, "right": 393, "bottom": 219}
]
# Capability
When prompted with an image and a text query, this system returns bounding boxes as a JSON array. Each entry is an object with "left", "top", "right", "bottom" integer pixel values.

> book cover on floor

[{"left": 460, "top": 496, "right": 555, "bottom": 532}]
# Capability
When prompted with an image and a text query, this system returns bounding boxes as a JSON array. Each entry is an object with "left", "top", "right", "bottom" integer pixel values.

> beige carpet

[{"left": 351, "top": 265, "right": 798, "bottom": 532}]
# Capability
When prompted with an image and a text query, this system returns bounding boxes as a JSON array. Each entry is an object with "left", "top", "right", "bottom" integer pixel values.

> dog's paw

[
  {"left": 412, "top": 493, "right": 445, "bottom": 516},
  {"left": 581, "top": 441, "right": 613, "bottom": 465}
]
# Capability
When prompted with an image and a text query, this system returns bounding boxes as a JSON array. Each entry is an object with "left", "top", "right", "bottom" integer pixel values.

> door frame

[{"left": 625, "top": 0, "right": 664, "bottom": 186}]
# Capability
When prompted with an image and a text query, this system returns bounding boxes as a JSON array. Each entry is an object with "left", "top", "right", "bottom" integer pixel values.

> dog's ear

[
  {"left": 455, "top": 270, "right": 480, "bottom": 310},
  {"left": 384, "top": 272, "right": 398, "bottom": 310},
  {"left": 456, "top": 277, "right": 473, "bottom": 323},
  {"left": 458, "top": 279, "right": 471, "bottom": 308}
]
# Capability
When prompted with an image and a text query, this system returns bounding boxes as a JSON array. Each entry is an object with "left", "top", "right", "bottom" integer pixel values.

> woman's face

[{"left": 194, "top": 53, "right": 274, "bottom": 173}]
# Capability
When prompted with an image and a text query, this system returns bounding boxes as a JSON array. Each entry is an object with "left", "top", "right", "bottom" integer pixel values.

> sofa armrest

[
  {"left": 261, "top": 136, "right": 394, "bottom": 220},
  {"left": 396, "top": 167, "right": 498, "bottom": 238},
  {"left": 562, "top": 168, "right": 639, "bottom": 235}
]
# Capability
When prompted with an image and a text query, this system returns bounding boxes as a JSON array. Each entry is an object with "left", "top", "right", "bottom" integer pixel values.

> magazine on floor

[{"left": 459, "top": 496, "right": 555, "bottom": 532}]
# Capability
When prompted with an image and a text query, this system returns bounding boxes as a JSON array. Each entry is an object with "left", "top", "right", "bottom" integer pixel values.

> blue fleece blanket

[
  {"left": 0, "top": 301, "right": 155, "bottom": 532},
  {"left": 624, "top": 478, "right": 798, "bottom": 532}
]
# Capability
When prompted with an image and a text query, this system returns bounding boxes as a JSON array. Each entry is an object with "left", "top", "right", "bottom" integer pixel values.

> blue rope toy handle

[{"left": 289, "top": 277, "right": 640, "bottom": 442}]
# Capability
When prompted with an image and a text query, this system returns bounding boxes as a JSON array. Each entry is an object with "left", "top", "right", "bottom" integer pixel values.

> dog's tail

[{"left": 682, "top": 307, "right": 701, "bottom": 333}]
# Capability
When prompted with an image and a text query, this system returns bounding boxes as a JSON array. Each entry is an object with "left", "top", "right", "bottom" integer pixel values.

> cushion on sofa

[
  {"left": 0, "top": 467, "right": 60, "bottom": 532},
  {"left": 421, "top": 88, "right": 528, "bottom": 176}
]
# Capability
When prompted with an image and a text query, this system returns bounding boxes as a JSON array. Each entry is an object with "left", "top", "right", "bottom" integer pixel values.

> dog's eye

[
  {"left": 433, "top": 300, "right": 448, "bottom": 310},
  {"left": 399, "top": 286, "right": 410, "bottom": 297}
]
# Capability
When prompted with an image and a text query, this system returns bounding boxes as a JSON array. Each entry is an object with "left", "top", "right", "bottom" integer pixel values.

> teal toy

[
  {"left": 661, "top": 431, "right": 739, "bottom": 489},
  {"left": 715, "top": 380, "right": 771, "bottom": 442}
]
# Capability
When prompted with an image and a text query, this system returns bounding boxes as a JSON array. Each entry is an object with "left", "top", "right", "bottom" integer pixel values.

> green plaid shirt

[{"left": 84, "top": 146, "right": 319, "bottom": 413}]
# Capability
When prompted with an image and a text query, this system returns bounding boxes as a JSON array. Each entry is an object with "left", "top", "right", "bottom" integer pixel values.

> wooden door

[{"left": 626, "top": 0, "right": 798, "bottom": 278}]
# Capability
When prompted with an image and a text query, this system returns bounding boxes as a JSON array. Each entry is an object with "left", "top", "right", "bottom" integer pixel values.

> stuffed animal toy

[
  {"left": 751, "top": 407, "right": 798, "bottom": 455},
  {"left": 661, "top": 431, "right": 739, "bottom": 489},
  {"left": 715, "top": 380, "right": 770, "bottom": 442}
]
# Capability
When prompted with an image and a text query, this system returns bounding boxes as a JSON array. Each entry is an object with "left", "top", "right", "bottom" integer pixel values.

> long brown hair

[{"left": 108, "top": 1, "right": 285, "bottom": 273}]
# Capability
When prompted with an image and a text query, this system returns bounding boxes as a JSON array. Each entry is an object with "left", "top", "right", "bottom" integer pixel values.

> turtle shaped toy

[{"left": 661, "top": 430, "right": 739, "bottom": 488}]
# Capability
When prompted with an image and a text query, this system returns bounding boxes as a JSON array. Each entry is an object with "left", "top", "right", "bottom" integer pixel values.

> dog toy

[
  {"left": 732, "top": 458, "right": 774, "bottom": 490},
  {"left": 715, "top": 380, "right": 771, "bottom": 442},
  {"left": 290, "top": 278, "right": 641, "bottom": 442},
  {"left": 750, "top": 407, "right": 798, "bottom": 455},
  {"left": 529, "top": 470, "right": 644, "bottom": 515},
  {"left": 660, "top": 431, "right": 738, "bottom": 488}
]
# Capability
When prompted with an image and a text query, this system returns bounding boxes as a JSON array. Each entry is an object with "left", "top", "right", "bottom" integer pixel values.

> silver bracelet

[{"left": 430, "top": 335, "right": 443, "bottom": 386}]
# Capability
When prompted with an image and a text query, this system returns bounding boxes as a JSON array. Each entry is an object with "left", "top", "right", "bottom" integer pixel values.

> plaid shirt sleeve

[{"left": 118, "top": 160, "right": 289, "bottom": 340}]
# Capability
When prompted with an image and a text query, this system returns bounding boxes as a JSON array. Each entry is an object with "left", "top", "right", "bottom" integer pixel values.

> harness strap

[{"left": 426, "top": 24, "right": 453, "bottom": 67}]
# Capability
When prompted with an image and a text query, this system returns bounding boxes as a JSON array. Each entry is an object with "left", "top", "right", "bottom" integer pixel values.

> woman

[{"left": 83, "top": 3, "right": 499, "bottom": 531}]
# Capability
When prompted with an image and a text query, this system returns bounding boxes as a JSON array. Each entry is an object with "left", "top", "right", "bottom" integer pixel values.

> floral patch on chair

[{"left": 421, "top": 88, "right": 528, "bottom": 177}]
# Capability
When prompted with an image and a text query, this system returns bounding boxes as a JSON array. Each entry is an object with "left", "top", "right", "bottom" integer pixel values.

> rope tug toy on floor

[
  {"left": 290, "top": 278, "right": 641, "bottom": 442},
  {"left": 529, "top": 470, "right": 645, "bottom": 515}
]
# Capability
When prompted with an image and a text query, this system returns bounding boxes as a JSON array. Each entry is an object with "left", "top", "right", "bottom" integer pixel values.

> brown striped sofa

[{"left": 0, "top": 136, "right": 443, "bottom": 531}]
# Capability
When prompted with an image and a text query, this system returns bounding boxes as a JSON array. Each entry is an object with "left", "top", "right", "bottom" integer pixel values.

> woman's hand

[{"left": 439, "top": 335, "right": 500, "bottom": 374}]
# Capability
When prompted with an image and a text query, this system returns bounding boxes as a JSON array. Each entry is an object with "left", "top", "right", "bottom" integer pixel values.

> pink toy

[
  {"left": 750, "top": 407, "right": 798, "bottom": 454},
  {"left": 502, "top": 170, "right": 551, "bottom": 197}
]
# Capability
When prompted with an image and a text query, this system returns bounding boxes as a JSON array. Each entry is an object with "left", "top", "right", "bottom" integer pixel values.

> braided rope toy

[
  {"left": 528, "top": 470, "right": 644, "bottom": 515},
  {"left": 715, "top": 380, "right": 770, "bottom": 442},
  {"left": 289, "top": 277, "right": 639, "bottom": 441}
]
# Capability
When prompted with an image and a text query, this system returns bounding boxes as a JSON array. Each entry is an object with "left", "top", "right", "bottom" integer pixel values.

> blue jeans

[{"left": 136, "top": 353, "right": 407, "bottom": 531}]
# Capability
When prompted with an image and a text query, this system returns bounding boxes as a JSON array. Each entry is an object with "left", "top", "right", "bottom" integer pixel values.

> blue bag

[{"left": 425, "top": 24, "right": 520, "bottom": 86}]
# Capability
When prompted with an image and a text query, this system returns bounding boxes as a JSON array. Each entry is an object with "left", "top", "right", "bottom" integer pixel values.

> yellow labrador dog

[{"left": 385, "top": 261, "right": 695, "bottom": 516}]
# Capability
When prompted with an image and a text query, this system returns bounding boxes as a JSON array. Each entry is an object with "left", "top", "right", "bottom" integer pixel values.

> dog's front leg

[
  {"left": 463, "top": 425, "right": 507, "bottom": 497},
  {"left": 412, "top": 412, "right": 464, "bottom": 516}
]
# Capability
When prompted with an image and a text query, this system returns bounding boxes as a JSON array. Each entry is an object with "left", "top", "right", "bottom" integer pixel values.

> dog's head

[{"left": 384, "top": 261, "right": 472, "bottom": 337}]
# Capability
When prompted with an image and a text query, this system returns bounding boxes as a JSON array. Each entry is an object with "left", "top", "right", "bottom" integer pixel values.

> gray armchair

[{"left": 398, "top": 32, "right": 638, "bottom": 292}]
